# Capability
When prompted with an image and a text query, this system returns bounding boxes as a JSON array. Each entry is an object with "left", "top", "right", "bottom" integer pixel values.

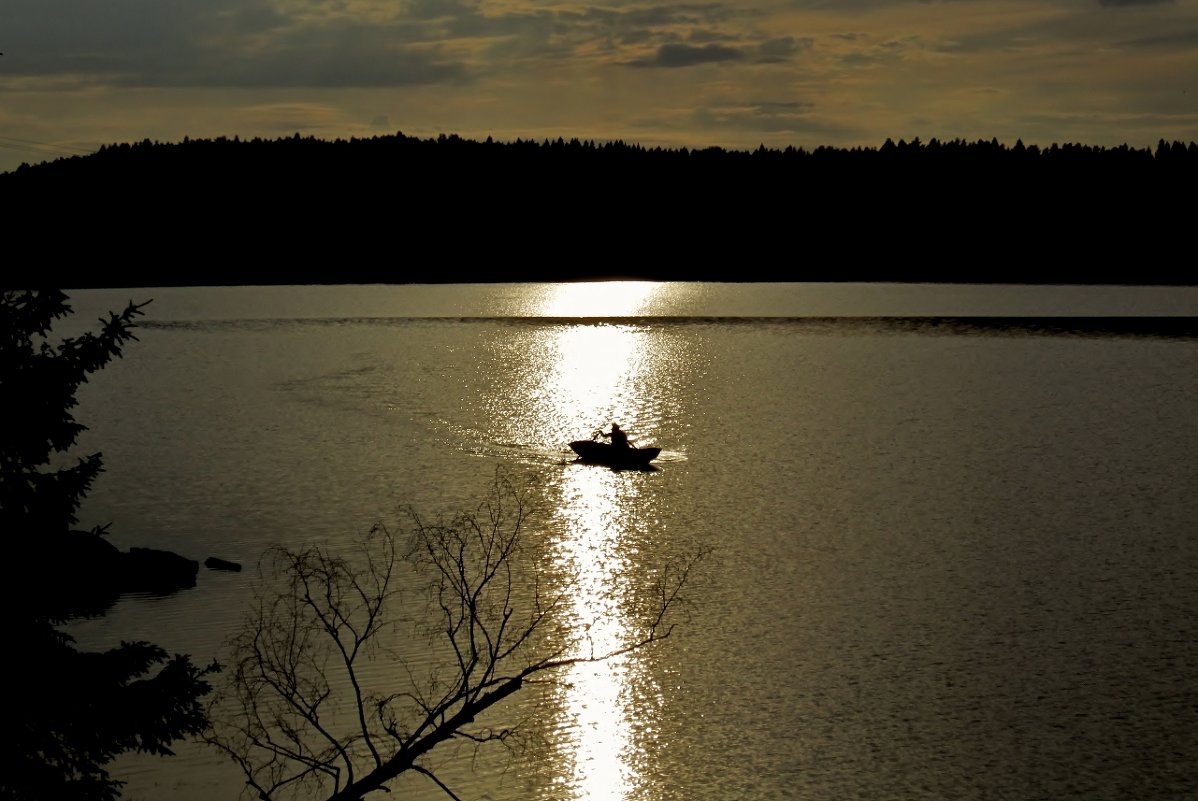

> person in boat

[{"left": 602, "top": 423, "right": 631, "bottom": 449}]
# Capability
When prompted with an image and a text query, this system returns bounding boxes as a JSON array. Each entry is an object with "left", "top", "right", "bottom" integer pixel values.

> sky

[{"left": 2, "top": 0, "right": 1196, "bottom": 174}]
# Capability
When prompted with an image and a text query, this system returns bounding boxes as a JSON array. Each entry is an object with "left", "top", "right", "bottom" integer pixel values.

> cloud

[
  {"left": 3, "top": 0, "right": 793, "bottom": 87},
  {"left": 3, "top": 0, "right": 282, "bottom": 73},
  {"left": 141, "top": 51, "right": 468, "bottom": 90},
  {"left": 757, "top": 36, "right": 814, "bottom": 62},
  {"left": 695, "top": 99, "right": 815, "bottom": 128},
  {"left": 240, "top": 103, "right": 349, "bottom": 131},
  {"left": 403, "top": 0, "right": 480, "bottom": 21},
  {"left": 785, "top": 0, "right": 926, "bottom": 11},
  {"left": 1117, "top": 27, "right": 1198, "bottom": 47},
  {"left": 628, "top": 42, "right": 746, "bottom": 67},
  {"left": 927, "top": 4, "right": 1198, "bottom": 57},
  {"left": 582, "top": 3, "right": 739, "bottom": 30},
  {"left": 3, "top": 0, "right": 476, "bottom": 87},
  {"left": 687, "top": 98, "right": 859, "bottom": 142},
  {"left": 559, "top": 2, "right": 744, "bottom": 56}
]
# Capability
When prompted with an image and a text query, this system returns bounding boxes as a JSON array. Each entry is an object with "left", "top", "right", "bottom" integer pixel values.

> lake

[{"left": 59, "top": 282, "right": 1198, "bottom": 801}]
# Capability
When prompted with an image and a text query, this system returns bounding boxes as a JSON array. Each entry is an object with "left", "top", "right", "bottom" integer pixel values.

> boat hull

[{"left": 569, "top": 440, "right": 660, "bottom": 467}]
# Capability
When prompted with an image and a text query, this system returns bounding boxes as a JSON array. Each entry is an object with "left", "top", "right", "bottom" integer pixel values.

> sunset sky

[{"left": 2, "top": 0, "right": 1196, "bottom": 174}]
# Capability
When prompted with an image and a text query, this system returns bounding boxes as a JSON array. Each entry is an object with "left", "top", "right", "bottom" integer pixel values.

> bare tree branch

[{"left": 205, "top": 466, "right": 704, "bottom": 801}]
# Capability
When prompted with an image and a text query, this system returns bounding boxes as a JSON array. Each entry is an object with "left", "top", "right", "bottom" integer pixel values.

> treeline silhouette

[{"left": 5, "top": 132, "right": 1195, "bottom": 285}]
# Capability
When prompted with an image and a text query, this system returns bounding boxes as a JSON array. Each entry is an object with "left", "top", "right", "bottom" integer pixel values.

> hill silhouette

[{"left": 4, "top": 132, "right": 1195, "bottom": 286}]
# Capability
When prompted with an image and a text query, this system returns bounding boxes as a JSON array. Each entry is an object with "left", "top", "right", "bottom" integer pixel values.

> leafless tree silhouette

[{"left": 204, "top": 467, "right": 703, "bottom": 801}]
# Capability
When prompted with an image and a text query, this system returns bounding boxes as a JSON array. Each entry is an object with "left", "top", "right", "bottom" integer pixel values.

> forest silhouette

[{"left": 4, "top": 131, "right": 1195, "bottom": 285}]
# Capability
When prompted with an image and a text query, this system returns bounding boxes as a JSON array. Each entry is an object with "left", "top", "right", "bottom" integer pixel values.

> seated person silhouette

[{"left": 602, "top": 423, "right": 631, "bottom": 449}]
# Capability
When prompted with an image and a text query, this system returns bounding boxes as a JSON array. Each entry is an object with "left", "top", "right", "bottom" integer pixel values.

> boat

[{"left": 568, "top": 438, "right": 661, "bottom": 468}]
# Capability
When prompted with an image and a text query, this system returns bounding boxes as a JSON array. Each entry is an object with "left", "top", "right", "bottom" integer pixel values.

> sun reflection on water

[
  {"left": 549, "top": 326, "right": 650, "bottom": 438},
  {"left": 540, "top": 282, "right": 662, "bottom": 318},
  {"left": 482, "top": 282, "right": 675, "bottom": 455},
  {"left": 521, "top": 282, "right": 666, "bottom": 801},
  {"left": 550, "top": 467, "right": 638, "bottom": 801}
]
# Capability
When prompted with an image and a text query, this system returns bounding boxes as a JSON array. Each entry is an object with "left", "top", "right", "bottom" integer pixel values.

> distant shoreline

[{"left": 6, "top": 132, "right": 1194, "bottom": 286}]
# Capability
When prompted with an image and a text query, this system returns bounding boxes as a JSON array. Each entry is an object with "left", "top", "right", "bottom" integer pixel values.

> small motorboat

[{"left": 568, "top": 436, "right": 661, "bottom": 468}]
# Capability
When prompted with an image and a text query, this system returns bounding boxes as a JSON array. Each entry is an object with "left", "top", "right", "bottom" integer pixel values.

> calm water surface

[{"left": 59, "top": 283, "right": 1198, "bottom": 801}]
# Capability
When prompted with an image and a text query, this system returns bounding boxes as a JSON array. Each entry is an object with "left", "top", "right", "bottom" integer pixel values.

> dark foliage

[
  {"left": 1, "top": 290, "right": 146, "bottom": 538},
  {"left": 2, "top": 132, "right": 1195, "bottom": 284},
  {"left": 4, "top": 620, "right": 216, "bottom": 801},
  {"left": 0, "top": 290, "right": 217, "bottom": 801}
]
